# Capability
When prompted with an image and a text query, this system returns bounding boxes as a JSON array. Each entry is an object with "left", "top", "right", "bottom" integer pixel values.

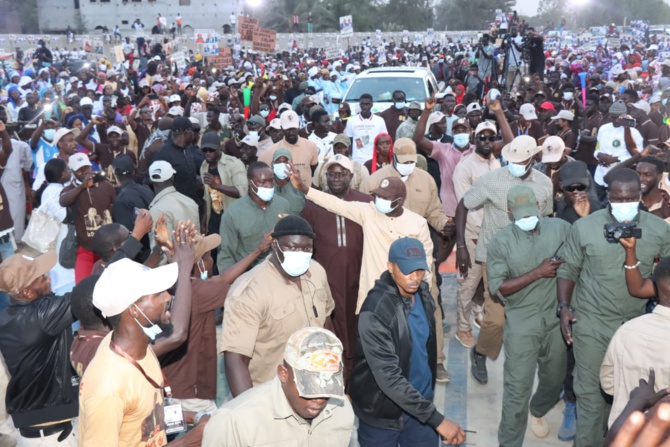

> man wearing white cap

[
  {"left": 510, "top": 103, "right": 545, "bottom": 143},
  {"left": 79, "top": 243, "right": 210, "bottom": 446},
  {"left": 259, "top": 110, "right": 319, "bottom": 186},
  {"left": 60, "top": 153, "right": 115, "bottom": 283},
  {"left": 267, "top": 118, "right": 284, "bottom": 144},
  {"left": 454, "top": 135, "right": 553, "bottom": 385},
  {"left": 203, "top": 327, "right": 354, "bottom": 446},
  {"left": 148, "top": 160, "right": 200, "bottom": 248},
  {"left": 31, "top": 127, "right": 79, "bottom": 191},
  {"left": 77, "top": 119, "right": 136, "bottom": 182},
  {"left": 549, "top": 110, "right": 577, "bottom": 152}
]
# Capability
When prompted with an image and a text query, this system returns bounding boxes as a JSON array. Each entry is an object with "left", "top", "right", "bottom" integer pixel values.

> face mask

[
  {"left": 610, "top": 200, "right": 639, "bottom": 222},
  {"left": 375, "top": 196, "right": 398, "bottom": 214},
  {"left": 248, "top": 130, "right": 259, "bottom": 138},
  {"left": 43, "top": 129, "right": 56, "bottom": 141},
  {"left": 563, "top": 92, "right": 574, "bottom": 101},
  {"left": 197, "top": 258, "right": 208, "bottom": 280},
  {"left": 260, "top": 110, "right": 270, "bottom": 118},
  {"left": 395, "top": 161, "right": 415, "bottom": 177},
  {"left": 508, "top": 160, "right": 531, "bottom": 178},
  {"left": 132, "top": 304, "right": 163, "bottom": 341},
  {"left": 252, "top": 181, "right": 275, "bottom": 202},
  {"left": 273, "top": 162, "right": 288, "bottom": 180},
  {"left": 453, "top": 133, "right": 470, "bottom": 148},
  {"left": 394, "top": 101, "right": 406, "bottom": 110},
  {"left": 663, "top": 98, "right": 668, "bottom": 106},
  {"left": 269, "top": 95, "right": 277, "bottom": 101},
  {"left": 277, "top": 245, "right": 312, "bottom": 277},
  {"left": 515, "top": 215, "right": 539, "bottom": 232}
]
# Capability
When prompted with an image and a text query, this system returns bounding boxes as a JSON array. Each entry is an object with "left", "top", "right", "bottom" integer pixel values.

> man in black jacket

[
  {"left": 0, "top": 252, "right": 78, "bottom": 445},
  {"left": 350, "top": 237, "right": 465, "bottom": 446}
]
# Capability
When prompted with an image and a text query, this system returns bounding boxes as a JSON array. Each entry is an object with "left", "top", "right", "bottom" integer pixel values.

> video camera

[{"left": 604, "top": 222, "right": 642, "bottom": 243}]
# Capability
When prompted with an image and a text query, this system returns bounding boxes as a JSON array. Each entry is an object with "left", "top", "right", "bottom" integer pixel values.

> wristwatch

[{"left": 556, "top": 303, "right": 574, "bottom": 318}]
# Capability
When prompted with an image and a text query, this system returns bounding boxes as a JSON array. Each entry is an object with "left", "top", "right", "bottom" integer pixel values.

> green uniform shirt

[
  {"left": 558, "top": 208, "right": 670, "bottom": 327},
  {"left": 463, "top": 167, "right": 553, "bottom": 263},
  {"left": 274, "top": 181, "right": 306, "bottom": 216},
  {"left": 487, "top": 217, "right": 571, "bottom": 332},
  {"left": 217, "top": 193, "right": 291, "bottom": 272}
]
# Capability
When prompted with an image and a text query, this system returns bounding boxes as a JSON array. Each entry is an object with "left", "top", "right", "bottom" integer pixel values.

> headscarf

[
  {"left": 39, "top": 87, "right": 55, "bottom": 102},
  {"left": 66, "top": 113, "right": 86, "bottom": 129},
  {"left": 370, "top": 132, "right": 394, "bottom": 174},
  {"left": 7, "top": 87, "right": 21, "bottom": 108}
]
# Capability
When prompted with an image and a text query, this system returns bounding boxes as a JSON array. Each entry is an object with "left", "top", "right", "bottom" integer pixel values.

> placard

[
  {"left": 113, "top": 45, "right": 124, "bottom": 63},
  {"left": 252, "top": 28, "right": 276, "bottom": 53},
  {"left": 220, "top": 47, "right": 233, "bottom": 67},
  {"left": 170, "top": 51, "right": 187, "bottom": 69},
  {"left": 339, "top": 15, "right": 353, "bottom": 37},
  {"left": 325, "top": 47, "right": 340, "bottom": 60},
  {"left": 238, "top": 17, "right": 260, "bottom": 41}
]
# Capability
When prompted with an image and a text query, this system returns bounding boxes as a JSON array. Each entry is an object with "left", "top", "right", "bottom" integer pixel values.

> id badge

[{"left": 163, "top": 399, "right": 186, "bottom": 435}]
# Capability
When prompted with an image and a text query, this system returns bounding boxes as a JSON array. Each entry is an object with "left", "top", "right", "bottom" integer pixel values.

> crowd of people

[{"left": 0, "top": 15, "right": 670, "bottom": 447}]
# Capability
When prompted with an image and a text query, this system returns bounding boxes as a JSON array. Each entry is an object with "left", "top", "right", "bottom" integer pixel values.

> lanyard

[{"left": 110, "top": 341, "right": 172, "bottom": 398}]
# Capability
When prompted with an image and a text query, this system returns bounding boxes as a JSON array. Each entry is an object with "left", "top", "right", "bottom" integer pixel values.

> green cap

[
  {"left": 273, "top": 148, "right": 292, "bottom": 163},
  {"left": 507, "top": 185, "right": 539, "bottom": 220}
]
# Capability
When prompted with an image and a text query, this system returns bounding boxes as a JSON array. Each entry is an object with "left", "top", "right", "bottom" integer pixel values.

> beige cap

[
  {"left": 501, "top": 135, "right": 541, "bottom": 163},
  {"left": 394, "top": 138, "right": 417, "bottom": 163}
]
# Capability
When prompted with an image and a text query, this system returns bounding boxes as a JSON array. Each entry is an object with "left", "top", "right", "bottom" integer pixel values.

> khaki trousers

[
  {"left": 456, "top": 239, "right": 487, "bottom": 332},
  {"left": 475, "top": 262, "right": 505, "bottom": 360}
]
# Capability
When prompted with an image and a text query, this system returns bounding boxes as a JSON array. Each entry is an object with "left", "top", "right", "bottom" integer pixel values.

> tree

[
  {"left": 258, "top": 0, "right": 381, "bottom": 32},
  {"left": 435, "top": 0, "right": 515, "bottom": 31},
  {"left": 383, "top": 0, "right": 433, "bottom": 32}
]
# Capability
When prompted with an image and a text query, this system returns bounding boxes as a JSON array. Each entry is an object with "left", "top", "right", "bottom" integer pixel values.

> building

[{"left": 35, "top": 0, "right": 239, "bottom": 34}]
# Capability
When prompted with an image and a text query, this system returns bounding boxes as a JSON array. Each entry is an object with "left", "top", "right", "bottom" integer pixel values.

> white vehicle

[{"left": 342, "top": 67, "right": 439, "bottom": 113}]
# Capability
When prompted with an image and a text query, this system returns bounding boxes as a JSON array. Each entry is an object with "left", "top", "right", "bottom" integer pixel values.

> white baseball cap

[
  {"left": 474, "top": 121, "right": 497, "bottom": 136},
  {"left": 519, "top": 103, "right": 538, "bottom": 121},
  {"left": 106, "top": 125, "right": 123, "bottom": 135},
  {"left": 93, "top": 258, "right": 178, "bottom": 318},
  {"left": 280, "top": 110, "right": 300, "bottom": 130},
  {"left": 169, "top": 94, "right": 181, "bottom": 103},
  {"left": 79, "top": 97, "right": 93, "bottom": 106},
  {"left": 53, "top": 127, "right": 80, "bottom": 147},
  {"left": 68, "top": 153, "right": 92, "bottom": 172},
  {"left": 168, "top": 106, "right": 184, "bottom": 116},
  {"left": 542, "top": 135, "right": 566, "bottom": 163},
  {"left": 149, "top": 160, "right": 176, "bottom": 182},
  {"left": 550, "top": 110, "right": 575, "bottom": 121}
]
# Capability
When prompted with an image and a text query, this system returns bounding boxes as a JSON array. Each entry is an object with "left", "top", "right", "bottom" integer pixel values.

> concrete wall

[{"left": 37, "top": 0, "right": 239, "bottom": 33}]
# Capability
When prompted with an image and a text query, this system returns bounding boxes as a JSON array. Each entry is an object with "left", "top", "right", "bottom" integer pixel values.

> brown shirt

[
  {"left": 62, "top": 181, "right": 116, "bottom": 251},
  {"left": 220, "top": 258, "right": 334, "bottom": 386},
  {"left": 378, "top": 106, "right": 408, "bottom": 140},
  {"left": 70, "top": 329, "right": 107, "bottom": 377},
  {"left": 510, "top": 119, "right": 546, "bottom": 142},
  {"left": 259, "top": 137, "right": 319, "bottom": 186},
  {"left": 161, "top": 278, "right": 227, "bottom": 400}
]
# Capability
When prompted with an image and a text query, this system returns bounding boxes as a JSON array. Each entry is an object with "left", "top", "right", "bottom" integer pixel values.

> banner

[
  {"left": 252, "top": 28, "right": 276, "bottom": 53},
  {"left": 339, "top": 15, "right": 353, "bottom": 37},
  {"left": 195, "top": 29, "right": 219, "bottom": 55},
  {"left": 325, "top": 47, "right": 340, "bottom": 60},
  {"left": 238, "top": 17, "right": 260, "bottom": 41}
]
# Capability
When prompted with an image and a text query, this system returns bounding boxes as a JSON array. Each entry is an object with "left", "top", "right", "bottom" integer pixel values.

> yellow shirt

[
  {"left": 306, "top": 187, "right": 433, "bottom": 313},
  {"left": 78, "top": 333, "right": 168, "bottom": 447}
]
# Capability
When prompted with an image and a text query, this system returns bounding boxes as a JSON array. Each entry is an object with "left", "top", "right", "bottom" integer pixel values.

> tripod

[{"left": 501, "top": 35, "right": 526, "bottom": 94}]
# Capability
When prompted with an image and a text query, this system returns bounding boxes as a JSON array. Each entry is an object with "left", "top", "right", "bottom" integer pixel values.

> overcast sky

[{"left": 515, "top": 0, "right": 539, "bottom": 16}]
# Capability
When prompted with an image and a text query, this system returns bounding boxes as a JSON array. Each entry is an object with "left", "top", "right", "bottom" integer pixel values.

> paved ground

[{"left": 215, "top": 266, "right": 573, "bottom": 446}]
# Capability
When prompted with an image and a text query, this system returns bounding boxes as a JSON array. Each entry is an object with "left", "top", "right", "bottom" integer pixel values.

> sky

[{"left": 515, "top": 0, "right": 540, "bottom": 16}]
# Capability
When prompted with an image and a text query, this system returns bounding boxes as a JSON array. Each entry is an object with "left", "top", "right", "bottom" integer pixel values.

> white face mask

[
  {"left": 394, "top": 101, "right": 406, "bottom": 110},
  {"left": 375, "top": 196, "right": 398, "bottom": 214},
  {"left": 248, "top": 130, "right": 259, "bottom": 138},
  {"left": 563, "top": 92, "right": 574, "bottom": 101},
  {"left": 514, "top": 215, "right": 539, "bottom": 232},
  {"left": 260, "top": 110, "right": 270, "bottom": 118},
  {"left": 269, "top": 95, "right": 277, "bottom": 101},
  {"left": 43, "top": 128, "right": 56, "bottom": 141},
  {"left": 197, "top": 258, "right": 208, "bottom": 280},
  {"left": 273, "top": 162, "right": 288, "bottom": 180},
  {"left": 252, "top": 181, "right": 275, "bottom": 202},
  {"left": 277, "top": 245, "right": 312, "bottom": 277},
  {"left": 395, "top": 161, "right": 415, "bottom": 177},
  {"left": 132, "top": 304, "right": 163, "bottom": 341}
]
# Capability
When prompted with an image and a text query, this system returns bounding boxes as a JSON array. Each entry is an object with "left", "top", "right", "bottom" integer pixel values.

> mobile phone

[
  {"left": 148, "top": 94, "right": 159, "bottom": 100},
  {"left": 620, "top": 117, "right": 636, "bottom": 128}
]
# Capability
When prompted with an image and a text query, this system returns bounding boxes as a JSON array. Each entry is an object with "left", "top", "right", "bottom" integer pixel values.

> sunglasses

[
  {"left": 477, "top": 134, "right": 497, "bottom": 142},
  {"left": 201, "top": 147, "right": 217, "bottom": 153},
  {"left": 564, "top": 184, "right": 587, "bottom": 192}
]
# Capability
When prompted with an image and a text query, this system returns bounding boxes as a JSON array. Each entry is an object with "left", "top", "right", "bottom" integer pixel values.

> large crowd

[{"left": 1, "top": 11, "right": 670, "bottom": 447}]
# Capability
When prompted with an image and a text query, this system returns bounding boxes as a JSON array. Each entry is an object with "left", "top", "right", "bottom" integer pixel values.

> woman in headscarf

[
  {"left": 6, "top": 86, "right": 25, "bottom": 123},
  {"left": 364, "top": 132, "right": 394, "bottom": 174},
  {"left": 39, "top": 88, "right": 60, "bottom": 121}
]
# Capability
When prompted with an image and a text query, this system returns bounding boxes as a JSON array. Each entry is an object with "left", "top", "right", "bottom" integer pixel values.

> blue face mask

[
  {"left": 260, "top": 110, "right": 270, "bottom": 118},
  {"left": 132, "top": 305, "right": 163, "bottom": 341},
  {"left": 43, "top": 128, "right": 56, "bottom": 141},
  {"left": 515, "top": 215, "right": 539, "bottom": 232},
  {"left": 269, "top": 95, "right": 277, "bottom": 101},
  {"left": 273, "top": 162, "right": 288, "bottom": 180},
  {"left": 610, "top": 200, "right": 639, "bottom": 222},
  {"left": 508, "top": 161, "right": 530, "bottom": 178},
  {"left": 375, "top": 196, "right": 398, "bottom": 214},
  {"left": 453, "top": 132, "right": 470, "bottom": 148},
  {"left": 394, "top": 101, "right": 406, "bottom": 110}
]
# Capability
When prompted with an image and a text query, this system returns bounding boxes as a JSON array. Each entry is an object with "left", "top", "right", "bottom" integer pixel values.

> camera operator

[
  {"left": 475, "top": 34, "right": 495, "bottom": 86},
  {"left": 524, "top": 27, "right": 545, "bottom": 81},
  {"left": 556, "top": 168, "right": 670, "bottom": 446},
  {"left": 501, "top": 24, "right": 524, "bottom": 93}
]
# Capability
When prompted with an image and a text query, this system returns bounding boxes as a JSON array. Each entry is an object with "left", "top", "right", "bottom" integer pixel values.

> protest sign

[{"left": 252, "top": 28, "right": 276, "bottom": 53}]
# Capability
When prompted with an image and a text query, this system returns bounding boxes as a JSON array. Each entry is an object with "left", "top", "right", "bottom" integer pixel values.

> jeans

[
  {"left": 358, "top": 414, "right": 439, "bottom": 447},
  {"left": 0, "top": 237, "right": 15, "bottom": 310}
]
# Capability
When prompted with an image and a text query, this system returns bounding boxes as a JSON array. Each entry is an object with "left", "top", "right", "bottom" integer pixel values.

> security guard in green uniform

[
  {"left": 557, "top": 168, "right": 670, "bottom": 447},
  {"left": 487, "top": 185, "right": 570, "bottom": 446}
]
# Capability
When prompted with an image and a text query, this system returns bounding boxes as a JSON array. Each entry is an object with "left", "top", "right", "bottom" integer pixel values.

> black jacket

[
  {"left": 350, "top": 271, "right": 443, "bottom": 430},
  {"left": 0, "top": 294, "right": 79, "bottom": 428},
  {"left": 152, "top": 139, "right": 205, "bottom": 208}
]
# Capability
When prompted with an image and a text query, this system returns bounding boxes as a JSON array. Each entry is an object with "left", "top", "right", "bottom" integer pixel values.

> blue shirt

[{"left": 407, "top": 293, "right": 433, "bottom": 400}]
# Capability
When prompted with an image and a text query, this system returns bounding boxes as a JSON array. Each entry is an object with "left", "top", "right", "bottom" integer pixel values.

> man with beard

[
  {"left": 79, "top": 231, "right": 210, "bottom": 446},
  {"left": 77, "top": 118, "right": 136, "bottom": 181},
  {"left": 259, "top": 111, "right": 318, "bottom": 186},
  {"left": 574, "top": 95, "right": 605, "bottom": 176},
  {"left": 395, "top": 102, "right": 422, "bottom": 140}
]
